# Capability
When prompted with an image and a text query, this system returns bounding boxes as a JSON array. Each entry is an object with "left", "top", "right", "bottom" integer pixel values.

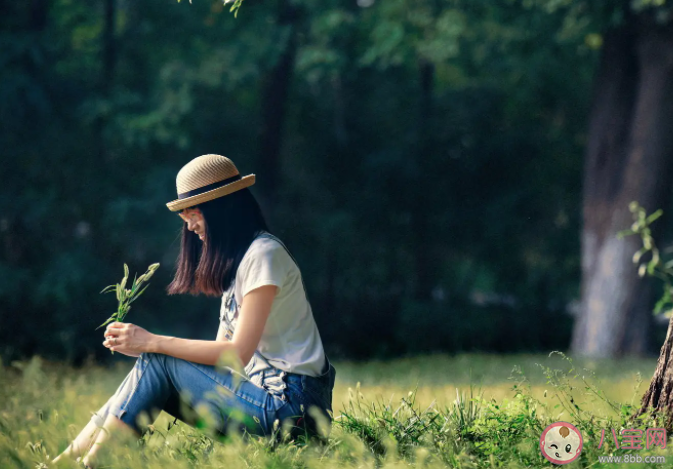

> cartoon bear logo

[{"left": 539, "top": 421, "right": 583, "bottom": 464}]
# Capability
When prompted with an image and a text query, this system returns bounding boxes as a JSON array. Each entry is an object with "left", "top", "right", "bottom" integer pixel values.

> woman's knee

[
  {"left": 138, "top": 352, "right": 170, "bottom": 369},
  {"left": 141, "top": 352, "right": 180, "bottom": 364},
  {"left": 141, "top": 352, "right": 191, "bottom": 380},
  {"left": 138, "top": 351, "right": 158, "bottom": 361}
]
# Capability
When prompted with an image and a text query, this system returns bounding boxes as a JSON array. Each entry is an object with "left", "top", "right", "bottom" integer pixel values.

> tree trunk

[
  {"left": 571, "top": 21, "right": 673, "bottom": 358},
  {"left": 102, "top": 0, "right": 116, "bottom": 94},
  {"left": 30, "top": 0, "right": 48, "bottom": 31},
  {"left": 257, "top": 2, "right": 299, "bottom": 216},
  {"left": 637, "top": 314, "right": 673, "bottom": 431},
  {"left": 321, "top": 74, "right": 346, "bottom": 325},
  {"left": 94, "top": 0, "right": 116, "bottom": 161},
  {"left": 411, "top": 59, "right": 435, "bottom": 301}
]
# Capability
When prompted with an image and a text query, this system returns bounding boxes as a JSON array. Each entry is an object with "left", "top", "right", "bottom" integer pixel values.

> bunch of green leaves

[
  {"left": 97, "top": 262, "right": 160, "bottom": 331},
  {"left": 617, "top": 201, "right": 673, "bottom": 315}
]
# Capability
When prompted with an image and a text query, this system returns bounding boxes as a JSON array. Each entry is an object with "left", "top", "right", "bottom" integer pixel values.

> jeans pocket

[{"left": 300, "top": 358, "right": 336, "bottom": 412}]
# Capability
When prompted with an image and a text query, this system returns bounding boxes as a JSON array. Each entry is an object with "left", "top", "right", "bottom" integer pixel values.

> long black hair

[{"left": 166, "top": 187, "right": 270, "bottom": 297}]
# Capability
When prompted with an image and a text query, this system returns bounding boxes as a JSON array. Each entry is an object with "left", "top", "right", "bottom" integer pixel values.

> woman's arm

[{"left": 103, "top": 285, "right": 277, "bottom": 367}]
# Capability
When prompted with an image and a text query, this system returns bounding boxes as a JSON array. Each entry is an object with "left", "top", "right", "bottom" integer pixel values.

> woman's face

[{"left": 179, "top": 208, "right": 206, "bottom": 242}]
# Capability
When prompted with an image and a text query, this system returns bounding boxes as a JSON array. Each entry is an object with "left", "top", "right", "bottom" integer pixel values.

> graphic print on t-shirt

[{"left": 220, "top": 288, "right": 238, "bottom": 341}]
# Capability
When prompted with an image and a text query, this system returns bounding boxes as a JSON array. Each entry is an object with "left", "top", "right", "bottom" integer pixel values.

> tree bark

[
  {"left": 637, "top": 315, "right": 673, "bottom": 431},
  {"left": 572, "top": 21, "right": 673, "bottom": 358}
]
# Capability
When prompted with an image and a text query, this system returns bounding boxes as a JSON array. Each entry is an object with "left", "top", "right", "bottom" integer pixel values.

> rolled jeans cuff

[{"left": 90, "top": 403, "right": 109, "bottom": 428}]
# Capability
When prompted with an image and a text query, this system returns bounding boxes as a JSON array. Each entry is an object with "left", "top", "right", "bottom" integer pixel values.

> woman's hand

[{"left": 103, "top": 322, "right": 156, "bottom": 357}]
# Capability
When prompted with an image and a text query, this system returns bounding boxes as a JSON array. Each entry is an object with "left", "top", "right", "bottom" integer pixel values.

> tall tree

[
  {"left": 257, "top": 1, "right": 301, "bottom": 216},
  {"left": 572, "top": 12, "right": 673, "bottom": 358},
  {"left": 411, "top": 58, "right": 435, "bottom": 301},
  {"left": 94, "top": 0, "right": 116, "bottom": 160}
]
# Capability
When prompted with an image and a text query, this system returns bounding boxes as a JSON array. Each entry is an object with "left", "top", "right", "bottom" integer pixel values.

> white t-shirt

[{"left": 217, "top": 232, "right": 327, "bottom": 377}]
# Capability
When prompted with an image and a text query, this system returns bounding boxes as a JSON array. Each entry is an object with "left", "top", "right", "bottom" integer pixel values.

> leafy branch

[
  {"left": 177, "top": 0, "right": 246, "bottom": 17},
  {"left": 224, "top": 0, "right": 245, "bottom": 17},
  {"left": 617, "top": 201, "right": 673, "bottom": 316}
]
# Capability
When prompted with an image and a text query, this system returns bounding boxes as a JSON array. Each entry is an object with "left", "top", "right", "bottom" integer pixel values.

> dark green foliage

[{"left": 0, "top": 0, "right": 640, "bottom": 363}]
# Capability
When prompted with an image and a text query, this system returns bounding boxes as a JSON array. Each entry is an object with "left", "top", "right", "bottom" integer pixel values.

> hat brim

[{"left": 166, "top": 174, "right": 256, "bottom": 212}]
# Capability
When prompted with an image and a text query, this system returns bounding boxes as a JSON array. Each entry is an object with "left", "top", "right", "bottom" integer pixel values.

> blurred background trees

[{"left": 1, "top": 0, "right": 672, "bottom": 364}]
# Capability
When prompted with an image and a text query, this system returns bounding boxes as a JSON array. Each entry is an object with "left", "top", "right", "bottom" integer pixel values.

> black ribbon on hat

[{"left": 178, "top": 174, "right": 242, "bottom": 200}]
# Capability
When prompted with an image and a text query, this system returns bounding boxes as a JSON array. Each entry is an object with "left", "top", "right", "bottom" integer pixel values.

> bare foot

[
  {"left": 76, "top": 456, "right": 93, "bottom": 468},
  {"left": 81, "top": 414, "right": 137, "bottom": 468}
]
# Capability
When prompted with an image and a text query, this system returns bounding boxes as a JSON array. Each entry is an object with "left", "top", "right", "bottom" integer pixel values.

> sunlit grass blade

[
  {"left": 96, "top": 314, "right": 118, "bottom": 330},
  {"left": 128, "top": 284, "right": 150, "bottom": 304}
]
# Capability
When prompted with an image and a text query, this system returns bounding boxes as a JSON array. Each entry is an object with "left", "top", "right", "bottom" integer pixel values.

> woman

[{"left": 54, "top": 154, "right": 336, "bottom": 467}]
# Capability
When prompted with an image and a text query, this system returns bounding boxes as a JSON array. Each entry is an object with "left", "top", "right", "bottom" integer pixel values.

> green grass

[{"left": 0, "top": 352, "right": 669, "bottom": 468}]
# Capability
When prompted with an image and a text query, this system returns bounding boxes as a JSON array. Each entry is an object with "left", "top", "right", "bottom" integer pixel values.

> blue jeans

[{"left": 91, "top": 352, "right": 336, "bottom": 439}]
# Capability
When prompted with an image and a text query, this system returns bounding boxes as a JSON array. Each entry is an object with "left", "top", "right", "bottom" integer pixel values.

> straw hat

[{"left": 166, "top": 154, "right": 256, "bottom": 212}]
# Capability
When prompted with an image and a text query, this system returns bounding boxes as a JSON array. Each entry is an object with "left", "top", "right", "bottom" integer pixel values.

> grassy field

[{"left": 1, "top": 352, "right": 669, "bottom": 468}]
